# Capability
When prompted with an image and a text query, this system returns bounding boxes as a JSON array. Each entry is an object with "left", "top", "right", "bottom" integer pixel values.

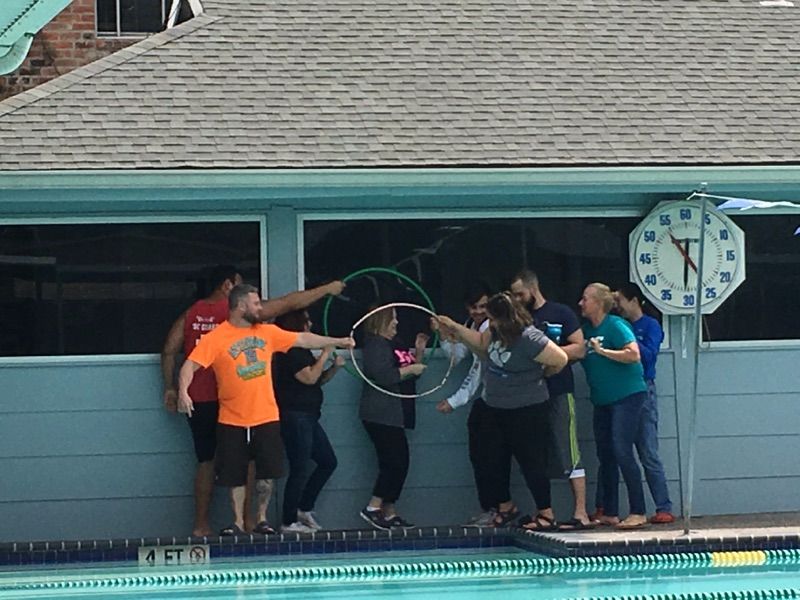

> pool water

[{"left": 2, "top": 547, "right": 800, "bottom": 599}]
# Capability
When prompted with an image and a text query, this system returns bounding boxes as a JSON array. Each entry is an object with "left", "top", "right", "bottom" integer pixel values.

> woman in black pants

[
  {"left": 273, "top": 310, "right": 344, "bottom": 533},
  {"left": 438, "top": 293, "right": 568, "bottom": 531},
  {"left": 358, "top": 307, "right": 428, "bottom": 530}
]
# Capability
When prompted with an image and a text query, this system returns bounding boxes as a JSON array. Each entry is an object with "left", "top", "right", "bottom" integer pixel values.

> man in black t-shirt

[{"left": 511, "top": 270, "right": 592, "bottom": 530}]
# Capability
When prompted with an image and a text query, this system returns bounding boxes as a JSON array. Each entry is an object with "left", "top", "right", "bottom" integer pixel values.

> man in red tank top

[{"left": 162, "top": 265, "right": 345, "bottom": 536}]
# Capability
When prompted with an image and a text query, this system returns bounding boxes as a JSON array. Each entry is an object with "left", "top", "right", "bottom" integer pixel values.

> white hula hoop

[{"left": 349, "top": 302, "right": 456, "bottom": 399}]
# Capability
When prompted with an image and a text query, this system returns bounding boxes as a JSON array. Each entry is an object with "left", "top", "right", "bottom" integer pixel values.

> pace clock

[{"left": 629, "top": 200, "right": 746, "bottom": 315}]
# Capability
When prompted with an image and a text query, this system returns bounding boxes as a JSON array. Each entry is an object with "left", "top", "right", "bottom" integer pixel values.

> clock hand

[
  {"left": 668, "top": 233, "right": 698, "bottom": 273},
  {"left": 683, "top": 240, "right": 689, "bottom": 288}
]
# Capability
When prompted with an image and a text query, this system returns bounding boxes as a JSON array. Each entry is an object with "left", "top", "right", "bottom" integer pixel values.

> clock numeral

[
  {"left": 639, "top": 253, "right": 652, "bottom": 265},
  {"left": 660, "top": 289, "right": 672, "bottom": 301},
  {"left": 720, "top": 271, "right": 732, "bottom": 283},
  {"left": 705, "top": 287, "right": 717, "bottom": 299},
  {"left": 705, "top": 213, "right": 711, "bottom": 225},
  {"left": 726, "top": 250, "right": 736, "bottom": 261},
  {"left": 679, "top": 208, "right": 692, "bottom": 220},
  {"left": 682, "top": 294, "right": 695, "bottom": 307},
  {"left": 643, "top": 230, "right": 655, "bottom": 242},
  {"left": 659, "top": 214, "right": 671, "bottom": 226},
  {"left": 644, "top": 274, "right": 657, "bottom": 286},
  {"left": 720, "top": 229, "right": 729, "bottom": 240}
]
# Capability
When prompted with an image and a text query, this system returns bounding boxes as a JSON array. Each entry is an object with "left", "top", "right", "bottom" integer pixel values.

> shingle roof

[{"left": 1, "top": 0, "right": 799, "bottom": 170}]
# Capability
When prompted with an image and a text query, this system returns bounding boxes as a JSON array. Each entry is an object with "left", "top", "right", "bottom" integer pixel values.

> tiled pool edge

[
  {"left": 0, "top": 527, "right": 513, "bottom": 566},
  {"left": 515, "top": 529, "right": 800, "bottom": 557},
  {"left": 2, "top": 526, "right": 800, "bottom": 566}
]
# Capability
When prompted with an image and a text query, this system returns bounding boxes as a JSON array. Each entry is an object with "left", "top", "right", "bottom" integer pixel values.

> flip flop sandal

[
  {"left": 492, "top": 506, "right": 521, "bottom": 527},
  {"left": 521, "top": 513, "right": 559, "bottom": 532},
  {"left": 253, "top": 521, "right": 276, "bottom": 535},
  {"left": 616, "top": 518, "right": 647, "bottom": 530},
  {"left": 219, "top": 523, "right": 247, "bottom": 537},
  {"left": 557, "top": 518, "right": 598, "bottom": 532}
]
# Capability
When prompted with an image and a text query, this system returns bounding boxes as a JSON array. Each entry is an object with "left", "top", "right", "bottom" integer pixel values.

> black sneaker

[
  {"left": 359, "top": 508, "right": 393, "bottom": 531},
  {"left": 388, "top": 515, "right": 416, "bottom": 530}
]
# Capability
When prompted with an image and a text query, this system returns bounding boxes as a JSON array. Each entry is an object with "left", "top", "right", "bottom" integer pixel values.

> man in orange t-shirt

[{"left": 178, "top": 283, "right": 354, "bottom": 536}]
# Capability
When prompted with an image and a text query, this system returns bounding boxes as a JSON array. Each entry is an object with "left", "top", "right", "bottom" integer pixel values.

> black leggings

[
  {"left": 468, "top": 397, "right": 511, "bottom": 510},
  {"left": 362, "top": 420, "right": 409, "bottom": 504},
  {"left": 483, "top": 402, "right": 552, "bottom": 511}
]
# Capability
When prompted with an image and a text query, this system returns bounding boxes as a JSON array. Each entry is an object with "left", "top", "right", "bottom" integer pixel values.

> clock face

[{"left": 629, "top": 200, "right": 746, "bottom": 315}]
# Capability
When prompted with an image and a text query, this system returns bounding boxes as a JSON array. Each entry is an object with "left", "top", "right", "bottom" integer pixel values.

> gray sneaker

[
  {"left": 281, "top": 521, "right": 315, "bottom": 534},
  {"left": 297, "top": 510, "right": 322, "bottom": 531},
  {"left": 463, "top": 509, "right": 497, "bottom": 528}
]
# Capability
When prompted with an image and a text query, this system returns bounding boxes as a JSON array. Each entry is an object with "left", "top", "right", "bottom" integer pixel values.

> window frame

[
  {"left": 95, "top": 0, "right": 170, "bottom": 38},
  {"left": 297, "top": 208, "right": 673, "bottom": 349},
  {"left": 700, "top": 208, "right": 800, "bottom": 348},
  {"left": 0, "top": 214, "right": 267, "bottom": 363}
]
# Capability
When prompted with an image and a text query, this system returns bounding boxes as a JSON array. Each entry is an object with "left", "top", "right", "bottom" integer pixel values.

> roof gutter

[
  {"left": 1, "top": 165, "right": 800, "bottom": 193},
  {"left": 0, "top": 0, "right": 73, "bottom": 75}
]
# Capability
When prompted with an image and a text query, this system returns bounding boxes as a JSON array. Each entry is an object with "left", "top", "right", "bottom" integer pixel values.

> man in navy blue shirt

[{"left": 511, "top": 270, "right": 592, "bottom": 530}]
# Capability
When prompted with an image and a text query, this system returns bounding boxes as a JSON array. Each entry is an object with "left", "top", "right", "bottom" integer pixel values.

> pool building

[{"left": 0, "top": 0, "right": 798, "bottom": 543}]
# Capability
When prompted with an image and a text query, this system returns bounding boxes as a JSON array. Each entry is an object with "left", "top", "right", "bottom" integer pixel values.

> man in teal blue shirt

[{"left": 579, "top": 283, "right": 647, "bottom": 530}]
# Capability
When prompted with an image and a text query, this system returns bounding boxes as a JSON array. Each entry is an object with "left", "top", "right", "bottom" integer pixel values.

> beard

[{"left": 243, "top": 310, "right": 259, "bottom": 324}]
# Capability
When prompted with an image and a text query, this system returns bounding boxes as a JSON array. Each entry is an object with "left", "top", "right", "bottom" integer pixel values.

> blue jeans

[
  {"left": 637, "top": 381, "right": 672, "bottom": 513},
  {"left": 280, "top": 411, "right": 338, "bottom": 526},
  {"left": 593, "top": 391, "right": 647, "bottom": 517}
]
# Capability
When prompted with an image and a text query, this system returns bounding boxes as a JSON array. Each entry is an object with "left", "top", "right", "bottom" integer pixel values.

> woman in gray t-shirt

[{"left": 438, "top": 293, "right": 568, "bottom": 531}]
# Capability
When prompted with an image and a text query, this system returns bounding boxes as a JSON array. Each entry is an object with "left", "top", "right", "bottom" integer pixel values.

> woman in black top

[
  {"left": 358, "top": 307, "right": 428, "bottom": 530},
  {"left": 273, "top": 310, "right": 344, "bottom": 533}
]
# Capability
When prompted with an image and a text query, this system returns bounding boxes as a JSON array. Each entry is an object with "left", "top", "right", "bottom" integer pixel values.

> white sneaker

[
  {"left": 297, "top": 510, "right": 322, "bottom": 531},
  {"left": 281, "top": 521, "right": 315, "bottom": 534}
]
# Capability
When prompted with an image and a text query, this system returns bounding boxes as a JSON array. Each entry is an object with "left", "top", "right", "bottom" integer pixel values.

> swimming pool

[{"left": 3, "top": 547, "right": 800, "bottom": 600}]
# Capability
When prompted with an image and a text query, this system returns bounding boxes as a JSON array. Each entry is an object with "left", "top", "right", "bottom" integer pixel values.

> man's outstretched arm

[{"left": 259, "top": 281, "right": 345, "bottom": 321}]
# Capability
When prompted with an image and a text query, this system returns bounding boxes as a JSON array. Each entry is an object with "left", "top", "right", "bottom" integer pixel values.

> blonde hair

[
  {"left": 588, "top": 282, "right": 614, "bottom": 313},
  {"left": 363, "top": 306, "right": 394, "bottom": 336}
]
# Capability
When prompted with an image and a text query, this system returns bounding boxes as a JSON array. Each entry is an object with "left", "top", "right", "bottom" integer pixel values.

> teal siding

[
  {"left": 691, "top": 348, "right": 800, "bottom": 515},
  {"left": 0, "top": 352, "right": 686, "bottom": 540}
]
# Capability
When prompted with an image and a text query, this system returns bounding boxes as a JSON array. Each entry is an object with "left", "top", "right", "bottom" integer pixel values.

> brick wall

[{"left": 0, "top": 0, "right": 137, "bottom": 101}]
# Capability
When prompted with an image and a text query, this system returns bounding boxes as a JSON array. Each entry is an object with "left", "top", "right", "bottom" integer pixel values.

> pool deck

[
  {"left": 1, "top": 512, "right": 798, "bottom": 565},
  {"left": 523, "top": 511, "right": 800, "bottom": 557}
]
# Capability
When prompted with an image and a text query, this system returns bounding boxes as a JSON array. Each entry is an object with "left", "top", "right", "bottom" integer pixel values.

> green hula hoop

[{"left": 322, "top": 266, "right": 440, "bottom": 379}]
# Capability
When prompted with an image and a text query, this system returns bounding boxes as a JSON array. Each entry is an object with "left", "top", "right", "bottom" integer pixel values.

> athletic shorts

[
  {"left": 215, "top": 421, "right": 285, "bottom": 487},
  {"left": 547, "top": 393, "right": 585, "bottom": 479},
  {"left": 187, "top": 401, "right": 219, "bottom": 463}
]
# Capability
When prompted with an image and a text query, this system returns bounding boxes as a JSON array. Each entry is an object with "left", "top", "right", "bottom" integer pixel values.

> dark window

[
  {"left": 704, "top": 214, "right": 800, "bottom": 341},
  {"left": 0, "top": 222, "right": 261, "bottom": 356},
  {"left": 303, "top": 218, "right": 639, "bottom": 341},
  {"left": 96, "top": 0, "right": 172, "bottom": 36}
]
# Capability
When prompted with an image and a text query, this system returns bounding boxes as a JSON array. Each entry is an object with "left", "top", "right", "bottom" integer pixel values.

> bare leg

[
  {"left": 255, "top": 479, "right": 274, "bottom": 524},
  {"left": 230, "top": 486, "right": 247, "bottom": 531},
  {"left": 381, "top": 501, "right": 397, "bottom": 519},
  {"left": 244, "top": 461, "right": 256, "bottom": 532},
  {"left": 192, "top": 461, "right": 215, "bottom": 537},
  {"left": 497, "top": 500, "right": 514, "bottom": 513},
  {"left": 537, "top": 507, "right": 555, "bottom": 521},
  {"left": 570, "top": 476, "right": 590, "bottom": 523},
  {"left": 368, "top": 496, "right": 383, "bottom": 511}
]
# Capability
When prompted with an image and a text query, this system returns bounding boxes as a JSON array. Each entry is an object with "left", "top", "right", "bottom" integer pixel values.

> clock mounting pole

[{"left": 683, "top": 182, "right": 708, "bottom": 535}]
